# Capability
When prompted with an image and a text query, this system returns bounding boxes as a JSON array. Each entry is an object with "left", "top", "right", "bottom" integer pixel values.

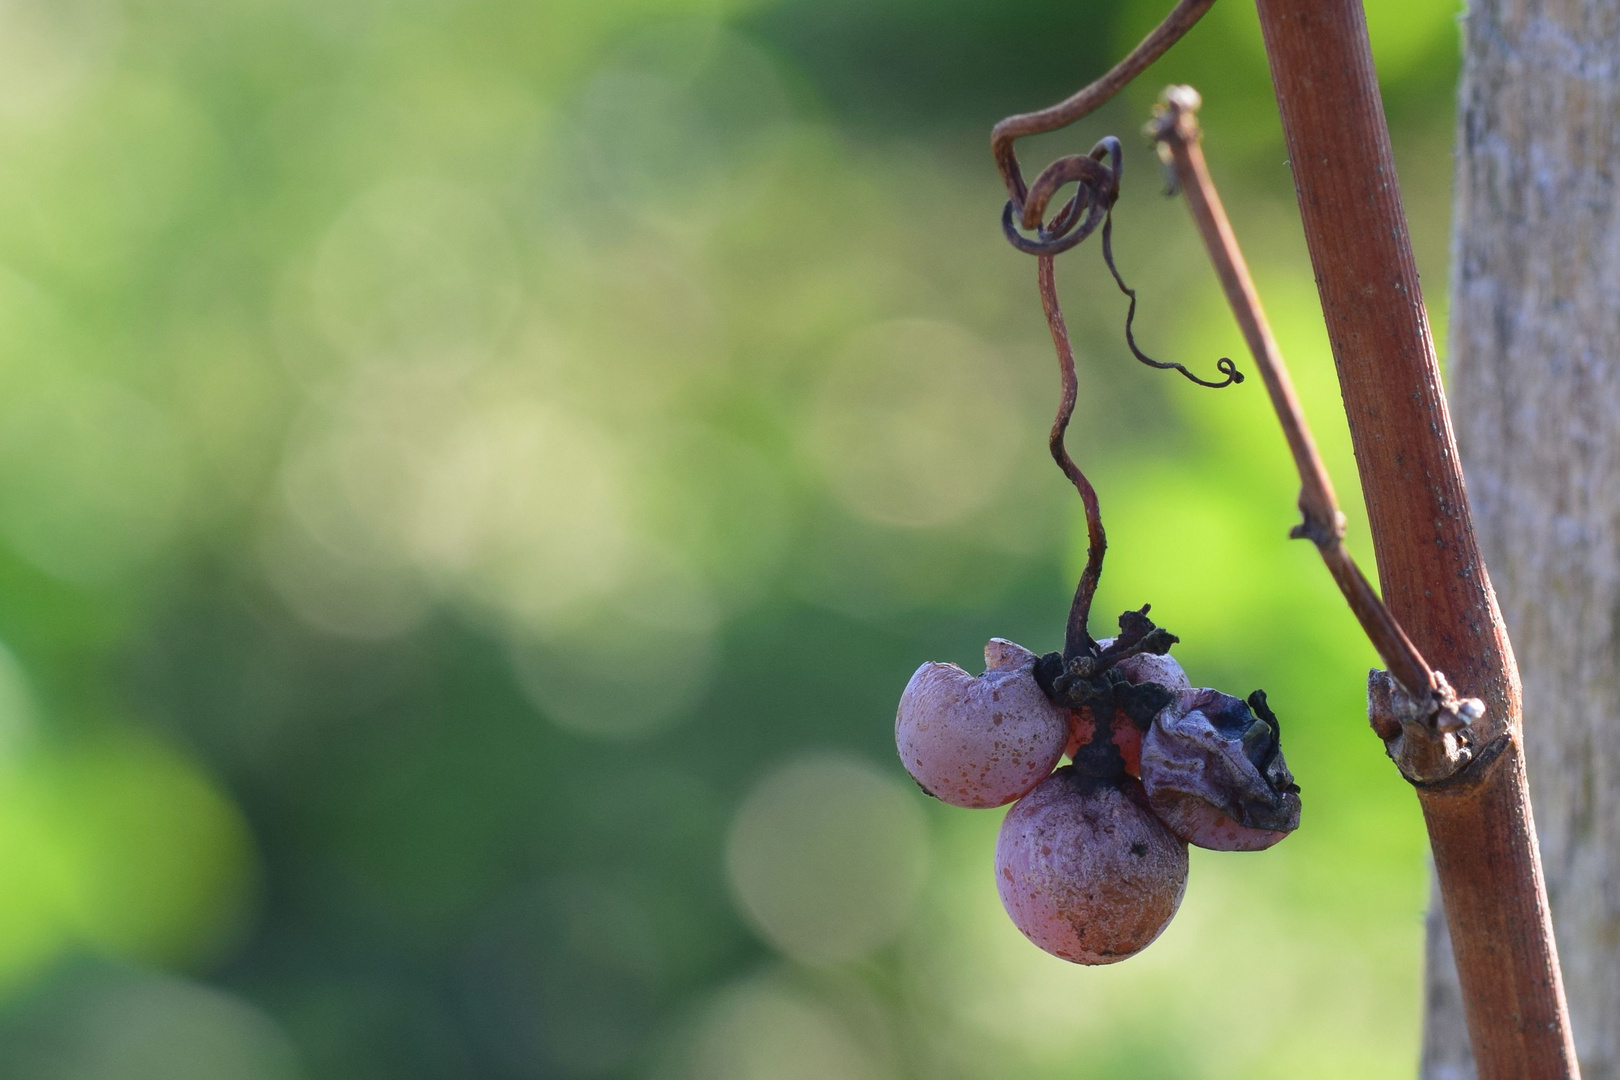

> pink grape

[
  {"left": 995, "top": 767, "right": 1188, "bottom": 964},
  {"left": 1140, "top": 687, "right": 1301, "bottom": 851},
  {"left": 1064, "top": 709, "right": 1144, "bottom": 776},
  {"left": 895, "top": 638, "right": 1068, "bottom": 808}
]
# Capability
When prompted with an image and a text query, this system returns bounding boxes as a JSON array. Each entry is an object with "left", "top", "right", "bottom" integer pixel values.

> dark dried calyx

[
  {"left": 1244, "top": 689, "right": 1299, "bottom": 798},
  {"left": 1034, "top": 606, "right": 1179, "bottom": 720},
  {"left": 1034, "top": 607, "right": 1182, "bottom": 784}
]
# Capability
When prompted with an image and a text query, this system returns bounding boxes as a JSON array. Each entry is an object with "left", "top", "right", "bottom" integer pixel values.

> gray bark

[{"left": 1430, "top": 1, "right": 1620, "bottom": 1077}]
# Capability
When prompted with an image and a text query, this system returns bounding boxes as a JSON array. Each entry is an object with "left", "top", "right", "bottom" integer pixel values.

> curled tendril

[
  {"left": 1099, "top": 214, "right": 1242, "bottom": 389},
  {"left": 1001, "top": 137, "right": 1242, "bottom": 391},
  {"left": 1002, "top": 138, "right": 1121, "bottom": 256},
  {"left": 991, "top": 0, "right": 1216, "bottom": 207}
]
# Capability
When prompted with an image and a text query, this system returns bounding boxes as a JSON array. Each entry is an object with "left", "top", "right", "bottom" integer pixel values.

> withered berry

[
  {"left": 1140, "top": 688, "right": 1301, "bottom": 851},
  {"left": 896, "top": 638, "right": 1069, "bottom": 808}
]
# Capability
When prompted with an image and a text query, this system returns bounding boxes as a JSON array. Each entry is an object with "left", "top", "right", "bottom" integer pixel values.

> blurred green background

[{"left": 0, "top": 0, "right": 1467, "bottom": 1076}]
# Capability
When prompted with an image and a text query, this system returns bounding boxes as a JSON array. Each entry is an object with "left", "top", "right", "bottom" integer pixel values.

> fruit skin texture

[
  {"left": 995, "top": 767, "right": 1189, "bottom": 964},
  {"left": 1141, "top": 688, "right": 1302, "bottom": 852},
  {"left": 896, "top": 638, "right": 1069, "bottom": 809}
]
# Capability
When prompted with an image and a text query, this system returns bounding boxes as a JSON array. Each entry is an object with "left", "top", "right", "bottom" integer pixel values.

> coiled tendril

[
  {"left": 1100, "top": 214, "right": 1242, "bottom": 390},
  {"left": 1001, "top": 137, "right": 1241, "bottom": 391}
]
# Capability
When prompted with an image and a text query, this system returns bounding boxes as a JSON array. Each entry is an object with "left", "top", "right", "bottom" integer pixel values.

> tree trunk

[{"left": 1432, "top": 2, "right": 1620, "bottom": 1077}]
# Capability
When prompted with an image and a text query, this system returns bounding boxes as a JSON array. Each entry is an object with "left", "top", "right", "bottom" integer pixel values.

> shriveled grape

[
  {"left": 896, "top": 638, "right": 1068, "bottom": 809},
  {"left": 1140, "top": 687, "right": 1301, "bottom": 851}
]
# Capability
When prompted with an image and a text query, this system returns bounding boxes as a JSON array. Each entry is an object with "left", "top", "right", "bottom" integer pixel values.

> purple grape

[
  {"left": 995, "top": 767, "right": 1188, "bottom": 964},
  {"left": 896, "top": 638, "right": 1069, "bottom": 809},
  {"left": 1114, "top": 650, "right": 1190, "bottom": 692}
]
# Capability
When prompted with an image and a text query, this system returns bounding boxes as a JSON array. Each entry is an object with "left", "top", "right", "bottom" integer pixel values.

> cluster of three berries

[{"left": 896, "top": 639, "right": 1301, "bottom": 964}]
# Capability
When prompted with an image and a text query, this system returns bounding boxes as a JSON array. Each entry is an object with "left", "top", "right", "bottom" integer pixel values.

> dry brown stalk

[
  {"left": 1035, "top": 254, "right": 1104, "bottom": 659},
  {"left": 1148, "top": 87, "right": 1448, "bottom": 714},
  {"left": 1249, "top": 1, "right": 1578, "bottom": 1074},
  {"left": 991, "top": 0, "right": 1215, "bottom": 212}
]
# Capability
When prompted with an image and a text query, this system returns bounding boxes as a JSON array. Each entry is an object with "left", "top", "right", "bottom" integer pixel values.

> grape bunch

[
  {"left": 908, "top": 127, "right": 1302, "bottom": 964},
  {"left": 896, "top": 609, "right": 1300, "bottom": 964}
]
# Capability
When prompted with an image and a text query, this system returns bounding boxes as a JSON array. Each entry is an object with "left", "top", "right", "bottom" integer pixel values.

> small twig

[
  {"left": 1148, "top": 86, "right": 1475, "bottom": 731},
  {"left": 992, "top": 0, "right": 1217, "bottom": 210}
]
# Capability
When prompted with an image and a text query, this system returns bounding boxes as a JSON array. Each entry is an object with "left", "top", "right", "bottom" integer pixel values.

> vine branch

[
  {"left": 1147, "top": 86, "right": 1478, "bottom": 733},
  {"left": 992, "top": 0, "right": 1216, "bottom": 210}
]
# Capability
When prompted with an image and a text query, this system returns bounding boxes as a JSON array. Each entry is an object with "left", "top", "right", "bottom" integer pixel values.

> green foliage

[{"left": 0, "top": 0, "right": 1462, "bottom": 1076}]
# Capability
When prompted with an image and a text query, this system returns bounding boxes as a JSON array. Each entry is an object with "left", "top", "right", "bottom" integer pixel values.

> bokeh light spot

[
  {"left": 310, "top": 177, "right": 521, "bottom": 374},
  {"left": 46, "top": 731, "right": 257, "bottom": 968},
  {"left": 0, "top": 377, "right": 186, "bottom": 583},
  {"left": 725, "top": 753, "right": 927, "bottom": 965},
  {"left": 658, "top": 976, "right": 892, "bottom": 1080},
  {"left": 414, "top": 398, "right": 635, "bottom": 623},
  {"left": 0, "top": 968, "right": 303, "bottom": 1080},
  {"left": 0, "top": 0, "right": 121, "bottom": 121},
  {"left": 507, "top": 548, "right": 718, "bottom": 741}
]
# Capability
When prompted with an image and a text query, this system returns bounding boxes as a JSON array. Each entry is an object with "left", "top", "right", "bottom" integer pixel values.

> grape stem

[
  {"left": 992, "top": 0, "right": 1224, "bottom": 663},
  {"left": 1037, "top": 254, "right": 1104, "bottom": 662}
]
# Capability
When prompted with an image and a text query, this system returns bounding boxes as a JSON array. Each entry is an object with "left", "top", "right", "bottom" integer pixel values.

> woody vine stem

[{"left": 992, "top": 1, "right": 1578, "bottom": 1076}]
